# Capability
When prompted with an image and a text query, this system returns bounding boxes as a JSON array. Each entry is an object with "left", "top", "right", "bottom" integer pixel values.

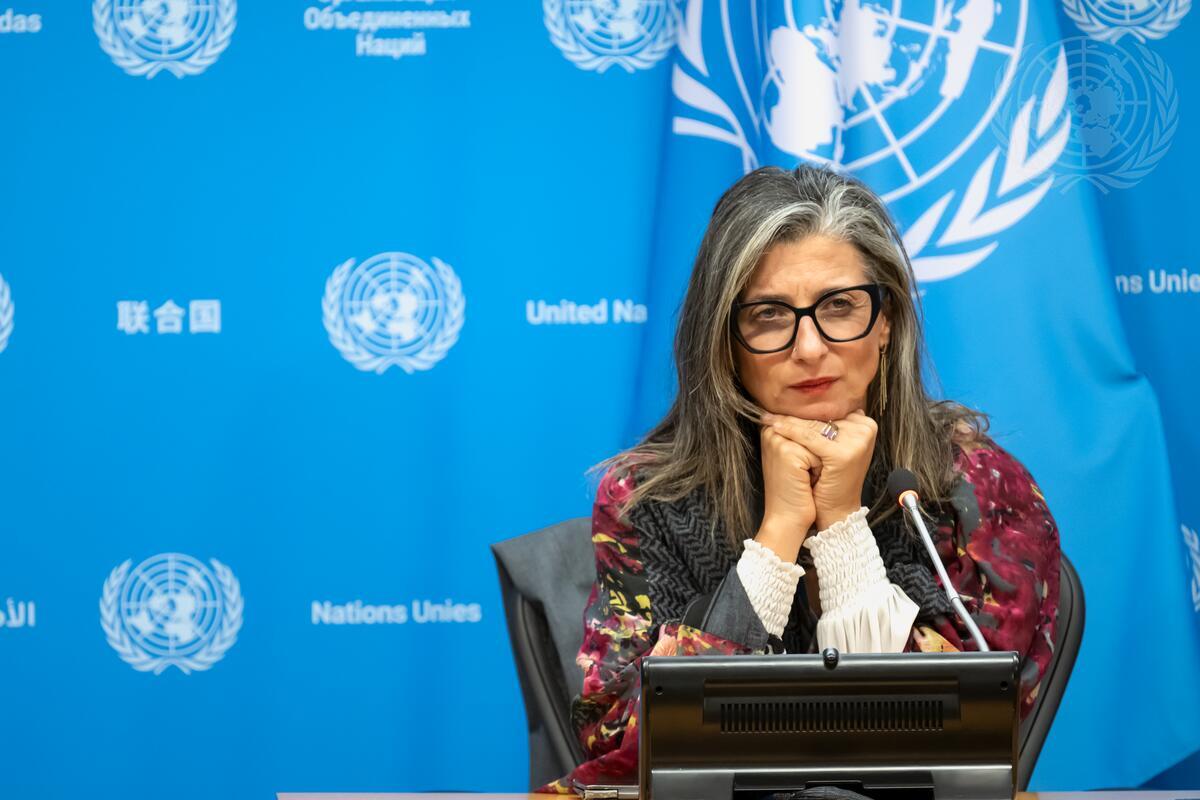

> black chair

[
  {"left": 1017, "top": 555, "right": 1085, "bottom": 790},
  {"left": 493, "top": 518, "right": 1085, "bottom": 793},
  {"left": 492, "top": 517, "right": 594, "bottom": 790}
]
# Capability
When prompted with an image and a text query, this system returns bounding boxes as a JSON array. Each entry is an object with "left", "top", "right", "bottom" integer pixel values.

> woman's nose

[{"left": 790, "top": 316, "right": 829, "bottom": 361}]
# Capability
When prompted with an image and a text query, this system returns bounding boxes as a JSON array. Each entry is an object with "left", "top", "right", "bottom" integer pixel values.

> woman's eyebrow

[
  {"left": 742, "top": 284, "right": 858, "bottom": 303},
  {"left": 815, "top": 283, "right": 859, "bottom": 296},
  {"left": 742, "top": 291, "right": 793, "bottom": 303}
]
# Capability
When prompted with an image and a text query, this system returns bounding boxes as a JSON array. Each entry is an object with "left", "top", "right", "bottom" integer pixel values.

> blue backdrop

[{"left": 0, "top": 2, "right": 1197, "bottom": 798}]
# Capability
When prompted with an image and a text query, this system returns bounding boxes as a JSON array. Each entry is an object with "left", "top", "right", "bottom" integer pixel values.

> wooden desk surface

[{"left": 278, "top": 792, "right": 1200, "bottom": 800}]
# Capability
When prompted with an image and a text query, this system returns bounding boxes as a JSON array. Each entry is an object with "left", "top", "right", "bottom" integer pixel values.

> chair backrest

[
  {"left": 492, "top": 517, "right": 594, "bottom": 790},
  {"left": 494, "top": 516, "right": 1084, "bottom": 793},
  {"left": 1017, "top": 553, "right": 1086, "bottom": 790}
]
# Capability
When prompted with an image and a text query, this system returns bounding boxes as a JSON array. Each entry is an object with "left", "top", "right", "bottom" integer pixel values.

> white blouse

[{"left": 735, "top": 507, "right": 920, "bottom": 653}]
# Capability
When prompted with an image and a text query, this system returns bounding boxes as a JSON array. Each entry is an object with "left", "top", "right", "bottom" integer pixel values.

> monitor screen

[{"left": 639, "top": 650, "right": 1020, "bottom": 800}]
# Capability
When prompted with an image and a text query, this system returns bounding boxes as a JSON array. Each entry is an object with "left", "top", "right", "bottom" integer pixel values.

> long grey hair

[{"left": 609, "top": 164, "right": 983, "bottom": 548}]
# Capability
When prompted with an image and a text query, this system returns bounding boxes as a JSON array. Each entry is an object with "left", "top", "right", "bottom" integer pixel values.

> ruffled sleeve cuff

[
  {"left": 735, "top": 538, "right": 805, "bottom": 638},
  {"left": 803, "top": 508, "right": 919, "bottom": 653}
]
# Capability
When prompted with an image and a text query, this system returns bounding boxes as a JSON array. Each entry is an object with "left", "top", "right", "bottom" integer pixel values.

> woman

[{"left": 540, "top": 165, "right": 1061, "bottom": 792}]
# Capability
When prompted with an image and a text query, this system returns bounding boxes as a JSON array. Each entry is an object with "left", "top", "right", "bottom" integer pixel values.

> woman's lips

[{"left": 789, "top": 378, "right": 837, "bottom": 394}]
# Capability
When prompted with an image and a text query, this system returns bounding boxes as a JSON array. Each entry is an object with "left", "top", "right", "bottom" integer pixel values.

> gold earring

[{"left": 878, "top": 346, "right": 889, "bottom": 413}]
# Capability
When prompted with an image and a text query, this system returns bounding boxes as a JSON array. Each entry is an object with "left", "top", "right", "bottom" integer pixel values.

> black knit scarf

[{"left": 627, "top": 459, "right": 955, "bottom": 638}]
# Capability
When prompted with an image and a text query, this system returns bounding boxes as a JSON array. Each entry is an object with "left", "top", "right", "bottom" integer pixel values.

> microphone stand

[{"left": 898, "top": 491, "right": 990, "bottom": 652}]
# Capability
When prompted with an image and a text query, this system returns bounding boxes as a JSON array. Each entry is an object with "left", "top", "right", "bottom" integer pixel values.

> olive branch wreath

[
  {"left": 903, "top": 47, "right": 1071, "bottom": 282},
  {"left": 323, "top": 256, "right": 465, "bottom": 375},
  {"left": 100, "top": 557, "right": 243, "bottom": 675},
  {"left": 1064, "top": 42, "right": 1176, "bottom": 193},
  {"left": 1061, "top": 0, "right": 1190, "bottom": 43},
  {"left": 93, "top": 0, "right": 237, "bottom": 78},
  {"left": 543, "top": 0, "right": 680, "bottom": 73}
]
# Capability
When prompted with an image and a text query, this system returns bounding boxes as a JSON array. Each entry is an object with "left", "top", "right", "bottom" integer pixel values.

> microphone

[{"left": 886, "top": 468, "right": 990, "bottom": 652}]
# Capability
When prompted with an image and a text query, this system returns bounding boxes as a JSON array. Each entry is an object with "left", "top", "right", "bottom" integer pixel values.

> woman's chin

[{"left": 776, "top": 396, "right": 854, "bottom": 422}]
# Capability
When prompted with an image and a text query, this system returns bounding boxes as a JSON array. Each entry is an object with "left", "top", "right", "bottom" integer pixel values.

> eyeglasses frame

[{"left": 731, "top": 283, "right": 887, "bottom": 354}]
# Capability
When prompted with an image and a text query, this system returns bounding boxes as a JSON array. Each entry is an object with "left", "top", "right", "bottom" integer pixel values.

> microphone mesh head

[{"left": 886, "top": 468, "right": 920, "bottom": 506}]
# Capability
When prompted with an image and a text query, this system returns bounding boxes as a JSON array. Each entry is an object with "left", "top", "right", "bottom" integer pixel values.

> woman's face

[{"left": 734, "top": 235, "right": 890, "bottom": 421}]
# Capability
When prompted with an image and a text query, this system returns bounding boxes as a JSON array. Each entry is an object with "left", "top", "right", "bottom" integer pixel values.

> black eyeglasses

[{"left": 732, "top": 283, "right": 886, "bottom": 353}]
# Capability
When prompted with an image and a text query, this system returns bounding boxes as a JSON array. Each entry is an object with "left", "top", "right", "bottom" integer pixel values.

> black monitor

[{"left": 639, "top": 650, "right": 1020, "bottom": 800}]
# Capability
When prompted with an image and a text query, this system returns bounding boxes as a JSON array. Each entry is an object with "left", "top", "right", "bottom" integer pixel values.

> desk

[{"left": 278, "top": 793, "right": 1200, "bottom": 800}]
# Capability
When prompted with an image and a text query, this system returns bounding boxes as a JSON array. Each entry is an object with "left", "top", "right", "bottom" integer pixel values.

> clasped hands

[{"left": 755, "top": 410, "right": 878, "bottom": 564}]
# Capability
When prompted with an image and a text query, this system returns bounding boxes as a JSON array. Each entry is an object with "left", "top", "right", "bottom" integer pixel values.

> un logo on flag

[
  {"left": 1000, "top": 36, "right": 1177, "bottom": 192},
  {"left": 544, "top": 0, "right": 679, "bottom": 73},
  {"left": 100, "top": 553, "right": 243, "bottom": 675},
  {"left": 324, "top": 252, "right": 465, "bottom": 375},
  {"left": 747, "top": 0, "right": 1027, "bottom": 200},
  {"left": 674, "top": 0, "right": 1070, "bottom": 282},
  {"left": 0, "top": 273, "right": 12, "bottom": 356},
  {"left": 93, "top": 0, "right": 236, "bottom": 78},
  {"left": 1062, "top": 0, "right": 1190, "bottom": 43}
]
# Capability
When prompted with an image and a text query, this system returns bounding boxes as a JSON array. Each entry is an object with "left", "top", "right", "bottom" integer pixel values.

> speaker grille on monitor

[{"left": 719, "top": 698, "right": 945, "bottom": 734}]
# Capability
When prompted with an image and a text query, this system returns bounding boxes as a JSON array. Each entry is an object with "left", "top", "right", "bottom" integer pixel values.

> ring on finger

[{"left": 820, "top": 421, "right": 839, "bottom": 441}]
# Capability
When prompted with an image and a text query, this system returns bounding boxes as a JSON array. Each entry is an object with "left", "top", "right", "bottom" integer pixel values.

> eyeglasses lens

[{"left": 737, "top": 289, "right": 874, "bottom": 350}]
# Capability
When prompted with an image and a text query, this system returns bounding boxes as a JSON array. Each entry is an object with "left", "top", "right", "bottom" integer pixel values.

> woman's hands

[
  {"left": 755, "top": 410, "right": 878, "bottom": 561},
  {"left": 756, "top": 423, "right": 821, "bottom": 563}
]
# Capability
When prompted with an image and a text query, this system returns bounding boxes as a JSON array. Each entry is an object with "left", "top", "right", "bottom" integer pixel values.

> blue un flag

[{"left": 633, "top": 0, "right": 1200, "bottom": 789}]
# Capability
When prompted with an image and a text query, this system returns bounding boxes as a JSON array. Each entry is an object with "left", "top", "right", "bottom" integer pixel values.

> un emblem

[
  {"left": 1062, "top": 0, "right": 1190, "bottom": 43},
  {"left": 0, "top": 272, "right": 12, "bottom": 356},
  {"left": 323, "top": 252, "right": 465, "bottom": 375},
  {"left": 544, "top": 0, "right": 680, "bottom": 73},
  {"left": 1000, "top": 37, "right": 1176, "bottom": 192},
  {"left": 673, "top": 0, "right": 1070, "bottom": 283},
  {"left": 100, "top": 553, "right": 243, "bottom": 674},
  {"left": 93, "top": 0, "right": 237, "bottom": 78},
  {"left": 682, "top": 0, "right": 1031, "bottom": 200}
]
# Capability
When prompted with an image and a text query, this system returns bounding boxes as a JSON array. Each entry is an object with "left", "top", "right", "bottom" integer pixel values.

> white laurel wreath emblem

[
  {"left": 1059, "top": 41, "right": 1177, "bottom": 193},
  {"left": 904, "top": 47, "right": 1071, "bottom": 282},
  {"left": 1183, "top": 524, "right": 1200, "bottom": 614},
  {"left": 0, "top": 273, "right": 12, "bottom": 356},
  {"left": 99, "top": 557, "right": 243, "bottom": 675},
  {"left": 544, "top": 0, "right": 679, "bottom": 73},
  {"left": 1062, "top": 0, "right": 1190, "bottom": 43},
  {"left": 93, "top": 0, "right": 237, "bottom": 78},
  {"left": 323, "top": 256, "right": 465, "bottom": 375}
]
